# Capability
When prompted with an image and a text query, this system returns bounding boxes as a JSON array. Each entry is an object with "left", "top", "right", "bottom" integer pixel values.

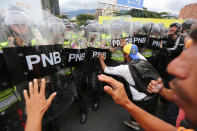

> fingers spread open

[
  {"left": 23, "top": 90, "right": 29, "bottom": 101},
  {"left": 104, "top": 86, "right": 114, "bottom": 96},
  {"left": 33, "top": 79, "right": 39, "bottom": 94},
  {"left": 98, "top": 74, "right": 120, "bottom": 90},
  {"left": 29, "top": 82, "right": 34, "bottom": 97},
  {"left": 46, "top": 92, "right": 57, "bottom": 107},
  {"left": 40, "top": 79, "right": 46, "bottom": 97}
]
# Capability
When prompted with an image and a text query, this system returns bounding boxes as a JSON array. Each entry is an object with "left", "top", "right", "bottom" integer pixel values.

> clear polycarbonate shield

[
  {"left": 133, "top": 22, "right": 143, "bottom": 35},
  {"left": 87, "top": 32, "right": 101, "bottom": 48},
  {"left": 47, "top": 16, "right": 66, "bottom": 45},
  {"left": 0, "top": 13, "right": 7, "bottom": 43},
  {"left": 158, "top": 23, "right": 166, "bottom": 37},
  {"left": 86, "top": 23, "right": 101, "bottom": 48},
  {"left": 109, "top": 19, "right": 122, "bottom": 40},
  {"left": 151, "top": 24, "right": 161, "bottom": 37},
  {"left": 141, "top": 22, "right": 154, "bottom": 35},
  {"left": 36, "top": 10, "right": 56, "bottom": 45},
  {"left": 4, "top": 9, "right": 36, "bottom": 47},
  {"left": 122, "top": 21, "right": 133, "bottom": 38},
  {"left": 2, "top": 6, "right": 74, "bottom": 124},
  {"left": 100, "top": 25, "right": 111, "bottom": 46}
]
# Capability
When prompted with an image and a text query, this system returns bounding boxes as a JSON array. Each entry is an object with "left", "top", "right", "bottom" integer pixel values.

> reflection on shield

[
  {"left": 2, "top": 45, "right": 74, "bottom": 123},
  {"left": 0, "top": 53, "right": 12, "bottom": 92}
]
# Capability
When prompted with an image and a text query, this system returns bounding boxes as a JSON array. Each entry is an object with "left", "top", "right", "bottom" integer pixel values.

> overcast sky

[{"left": 59, "top": 0, "right": 197, "bottom": 15}]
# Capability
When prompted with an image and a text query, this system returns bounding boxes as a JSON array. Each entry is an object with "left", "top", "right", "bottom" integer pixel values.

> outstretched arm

[
  {"left": 99, "top": 54, "right": 107, "bottom": 70},
  {"left": 98, "top": 74, "right": 176, "bottom": 131}
]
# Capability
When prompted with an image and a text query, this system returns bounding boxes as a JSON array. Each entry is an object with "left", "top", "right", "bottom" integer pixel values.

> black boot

[
  {"left": 92, "top": 91, "right": 100, "bottom": 111},
  {"left": 75, "top": 95, "right": 87, "bottom": 124},
  {"left": 78, "top": 102, "right": 87, "bottom": 124}
]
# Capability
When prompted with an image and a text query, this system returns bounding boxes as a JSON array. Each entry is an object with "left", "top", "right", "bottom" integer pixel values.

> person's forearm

[
  {"left": 100, "top": 60, "right": 107, "bottom": 70},
  {"left": 25, "top": 115, "right": 42, "bottom": 131},
  {"left": 159, "top": 88, "right": 175, "bottom": 102},
  {"left": 124, "top": 101, "right": 176, "bottom": 131}
]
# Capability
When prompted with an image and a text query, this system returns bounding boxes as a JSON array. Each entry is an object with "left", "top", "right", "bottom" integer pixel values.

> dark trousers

[{"left": 130, "top": 97, "right": 158, "bottom": 121}]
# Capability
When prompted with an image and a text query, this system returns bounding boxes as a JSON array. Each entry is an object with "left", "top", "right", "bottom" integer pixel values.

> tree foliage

[
  {"left": 115, "top": 8, "right": 175, "bottom": 19},
  {"left": 76, "top": 14, "right": 95, "bottom": 26}
]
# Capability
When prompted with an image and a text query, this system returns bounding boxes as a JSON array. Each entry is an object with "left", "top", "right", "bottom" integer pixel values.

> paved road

[{"left": 58, "top": 90, "right": 135, "bottom": 131}]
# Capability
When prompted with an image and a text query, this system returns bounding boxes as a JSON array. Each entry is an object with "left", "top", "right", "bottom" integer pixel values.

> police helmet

[{"left": 170, "top": 22, "right": 181, "bottom": 32}]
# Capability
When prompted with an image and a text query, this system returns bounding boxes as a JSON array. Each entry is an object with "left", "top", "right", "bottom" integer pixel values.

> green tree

[
  {"left": 115, "top": 8, "right": 175, "bottom": 19},
  {"left": 76, "top": 14, "right": 95, "bottom": 26}
]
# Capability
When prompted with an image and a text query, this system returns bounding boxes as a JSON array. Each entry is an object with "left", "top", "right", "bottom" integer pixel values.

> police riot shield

[
  {"left": 0, "top": 53, "right": 12, "bottom": 92},
  {"left": 133, "top": 22, "right": 142, "bottom": 36},
  {"left": 86, "top": 23, "right": 101, "bottom": 48},
  {"left": 100, "top": 25, "right": 111, "bottom": 47},
  {"left": 109, "top": 16, "right": 134, "bottom": 47},
  {"left": 109, "top": 19, "right": 123, "bottom": 47},
  {"left": 109, "top": 19, "right": 122, "bottom": 39},
  {"left": 0, "top": 13, "right": 8, "bottom": 43},
  {"left": 2, "top": 6, "right": 74, "bottom": 124},
  {"left": 47, "top": 16, "right": 66, "bottom": 45},
  {"left": 122, "top": 21, "right": 133, "bottom": 38}
]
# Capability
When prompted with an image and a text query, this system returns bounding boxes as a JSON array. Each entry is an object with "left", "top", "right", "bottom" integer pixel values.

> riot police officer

[
  {"left": 109, "top": 19, "right": 124, "bottom": 64},
  {"left": 140, "top": 22, "right": 154, "bottom": 63},
  {"left": 159, "top": 22, "right": 184, "bottom": 125},
  {"left": 61, "top": 20, "right": 88, "bottom": 124},
  {"left": 0, "top": 6, "right": 36, "bottom": 131},
  {"left": 181, "top": 19, "right": 197, "bottom": 45},
  {"left": 160, "top": 22, "right": 184, "bottom": 69},
  {"left": 85, "top": 23, "right": 102, "bottom": 111}
]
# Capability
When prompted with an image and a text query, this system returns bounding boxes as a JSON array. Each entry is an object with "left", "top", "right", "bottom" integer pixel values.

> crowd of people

[{"left": 0, "top": 5, "right": 197, "bottom": 131}]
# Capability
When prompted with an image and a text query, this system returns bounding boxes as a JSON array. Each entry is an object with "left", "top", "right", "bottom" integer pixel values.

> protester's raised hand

[
  {"left": 98, "top": 74, "right": 130, "bottom": 107},
  {"left": 147, "top": 78, "right": 164, "bottom": 93},
  {"left": 23, "top": 79, "right": 57, "bottom": 119},
  {"left": 99, "top": 54, "right": 106, "bottom": 61}
]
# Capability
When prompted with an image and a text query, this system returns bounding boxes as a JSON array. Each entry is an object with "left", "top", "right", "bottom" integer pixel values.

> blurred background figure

[{"left": 47, "top": 16, "right": 66, "bottom": 45}]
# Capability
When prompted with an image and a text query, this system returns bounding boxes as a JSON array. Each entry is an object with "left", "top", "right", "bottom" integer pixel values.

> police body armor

[
  {"left": 0, "top": 41, "right": 28, "bottom": 112},
  {"left": 111, "top": 48, "right": 124, "bottom": 62},
  {"left": 128, "top": 59, "right": 160, "bottom": 96}
]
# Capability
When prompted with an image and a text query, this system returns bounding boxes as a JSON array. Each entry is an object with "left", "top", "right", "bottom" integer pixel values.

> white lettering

[
  {"left": 92, "top": 51, "right": 107, "bottom": 58},
  {"left": 93, "top": 51, "right": 98, "bottom": 58},
  {"left": 53, "top": 52, "right": 61, "bottom": 64},
  {"left": 26, "top": 52, "right": 61, "bottom": 70},
  {"left": 68, "top": 54, "right": 76, "bottom": 62},
  {"left": 26, "top": 55, "right": 41, "bottom": 70},
  {"left": 68, "top": 53, "right": 86, "bottom": 62},
  {"left": 41, "top": 53, "right": 54, "bottom": 67}
]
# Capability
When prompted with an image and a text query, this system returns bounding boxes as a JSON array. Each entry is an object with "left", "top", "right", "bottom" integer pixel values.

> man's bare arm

[
  {"left": 99, "top": 54, "right": 107, "bottom": 70},
  {"left": 147, "top": 78, "right": 175, "bottom": 102},
  {"left": 124, "top": 101, "right": 176, "bottom": 131},
  {"left": 159, "top": 88, "right": 175, "bottom": 102},
  {"left": 98, "top": 74, "right": 177, "bottom": 131}
]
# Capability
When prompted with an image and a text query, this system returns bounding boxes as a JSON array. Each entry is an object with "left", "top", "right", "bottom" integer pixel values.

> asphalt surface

[{"left": 57, "top": 89, "right": 135, "bottom": 131}]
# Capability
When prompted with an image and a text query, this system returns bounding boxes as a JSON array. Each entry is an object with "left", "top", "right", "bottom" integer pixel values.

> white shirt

[
  {"left": 137, "top": 52, "right": 146, "bottom": 61},
  {"left": 104, "top": 64, "right": 147, "bottom": 101}
]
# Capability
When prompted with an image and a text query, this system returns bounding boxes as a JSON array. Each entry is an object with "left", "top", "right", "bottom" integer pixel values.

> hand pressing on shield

[
  {"left": 99, "top": 54, "right": 107, "bottom": 70},
  {"left": 99, "top": 53, "right": 106, "bottom": 62},
  {"left": 98, "top": 74, "right": 130, "bottom": 107},
  {"left": 24, "top": 79, "right": 57, "bottom": 131}
]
